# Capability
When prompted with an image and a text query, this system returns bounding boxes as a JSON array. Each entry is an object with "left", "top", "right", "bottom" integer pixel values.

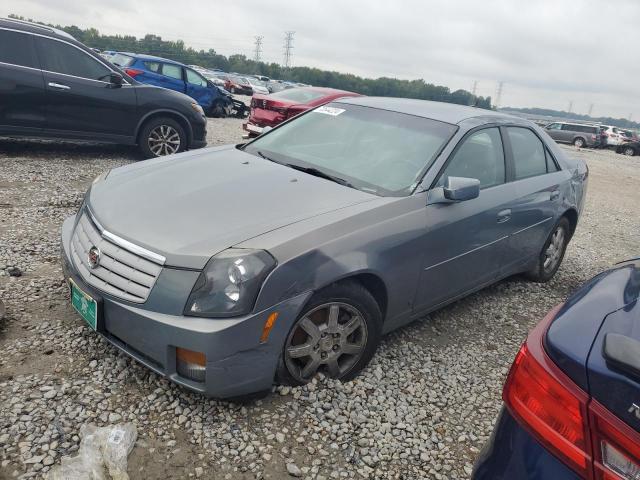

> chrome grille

[{"left": 70, "top": 212, "right": 163, "bottom": 303}]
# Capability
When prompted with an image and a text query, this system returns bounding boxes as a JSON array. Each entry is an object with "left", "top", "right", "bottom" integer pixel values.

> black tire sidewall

[
  {"left": 574, "top": 137, "right": 585, "bottom": 147},
  {"left": 138, "top": 117, "right": 187, "bottom": 159},
  {"left": 526, "top": 217, "right": 570, "bottom": 282},
  {"left": 276, "top": 281, "right": 382, "bottom": 386}
]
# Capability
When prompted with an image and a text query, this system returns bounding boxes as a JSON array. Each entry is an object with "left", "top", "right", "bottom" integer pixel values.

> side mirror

[
  {"left": 260, "top": 126, "right": 273, "bottom": 135},
  {"left": 108, "top": 72, "right": 124, "bottom": 88},
  {"left": 427, "top": 176, "right": 480, "bottom": 205}
]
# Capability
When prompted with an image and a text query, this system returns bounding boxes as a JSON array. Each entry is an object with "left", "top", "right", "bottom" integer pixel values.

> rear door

[
  {"left": 414, "top": 127, "right": 515, "bottom": 311},
  {"left": 185, "top": 68, "right": 214, "bottom": 109},
  {"left": 0, "top": 28, "right": 46, "bottom": 134},
  {"left": 158, "top": 63, "right": 186, "bottom": 93},
  {"left": 500, "top": 126, "right": 567, "bottom": 273},
  {"left": 35, "top": 36, "right": 137, "bottom": 139}
]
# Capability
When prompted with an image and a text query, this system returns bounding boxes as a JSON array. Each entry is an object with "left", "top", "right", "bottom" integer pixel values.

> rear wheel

[
  {"left": 277, "top": 281, "right": 382, "bottom": 386},
  {"left": 138, "top": 117, "right": 186, "bottom": 159},
  {"left": 525, "top": 217, "right": 570, "bottom": 282},
  {"left": 573, "top": 137, "right": 585, "bottom": 148},
  {"left": 623, "top": 146, "right": 636, "bottom": 156}
]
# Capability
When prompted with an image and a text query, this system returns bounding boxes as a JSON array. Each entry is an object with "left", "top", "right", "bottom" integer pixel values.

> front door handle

[
  {"left": 550, "top": 190, "right": 560, "bottom": 201},
  {"left": 48, "top": 82, "right": 70, "bottom": 91},
  {"left": 497, "top": 209, "right": 512, "bottom": 223}
]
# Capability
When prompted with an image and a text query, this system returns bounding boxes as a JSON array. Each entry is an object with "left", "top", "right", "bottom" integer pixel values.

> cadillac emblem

[{"left": 88, "top": 246, "right": 101, "bottom": 269}]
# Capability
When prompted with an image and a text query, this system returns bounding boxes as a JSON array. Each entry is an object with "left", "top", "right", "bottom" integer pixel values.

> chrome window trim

[
  {"left": 0, "top": 26, "right": 131, "bottom": 85},
  {"left": 86, "top": 206, "right": 166, "bottom": 266}
]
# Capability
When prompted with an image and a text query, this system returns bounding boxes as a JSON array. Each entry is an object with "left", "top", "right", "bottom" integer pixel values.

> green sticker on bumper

[{"left": 70, "top": 280, "right": 97, "bottom": 330}]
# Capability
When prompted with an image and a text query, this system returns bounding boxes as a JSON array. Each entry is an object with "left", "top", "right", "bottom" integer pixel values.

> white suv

[{"left": 600, "top": 125, "right": 624, "bottom": 146}]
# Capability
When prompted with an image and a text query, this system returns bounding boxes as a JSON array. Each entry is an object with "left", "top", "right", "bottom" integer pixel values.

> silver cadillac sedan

[{"left": 60, "top": 97, "right": 588, "bottom": 398}]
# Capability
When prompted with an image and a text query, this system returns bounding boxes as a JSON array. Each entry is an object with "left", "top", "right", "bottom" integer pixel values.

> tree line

[{"left": 9, "top": 15, "right": 492, "bottom": 109}]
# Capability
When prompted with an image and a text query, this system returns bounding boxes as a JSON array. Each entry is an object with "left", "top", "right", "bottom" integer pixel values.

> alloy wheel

[
  {"left": 148, "top": 125, "right": 181, "bottom": 156},
  {"left": 624, "top": 147, "right": 635, "bottom": 156},
  {"left": 284, "top": 302, "right": 368, "bottom": 383},
  {"left": 574, "top": 138, "right": 584, "bottom": 148},
  {"left": 543, "top": 226, "right": 565, "bottom": 271}
]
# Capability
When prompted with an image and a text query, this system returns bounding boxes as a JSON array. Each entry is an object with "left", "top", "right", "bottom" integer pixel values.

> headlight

[
  {"left": 185, "top": 249, "right": 276, "bottom": 317},
  {"left": 190, "top": 102, "right": 205, "bottom": 116}
]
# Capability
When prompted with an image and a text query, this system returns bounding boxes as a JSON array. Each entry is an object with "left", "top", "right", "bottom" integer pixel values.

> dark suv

[{"left": 0, "top": 18, "right": 207, "bottom": 158}]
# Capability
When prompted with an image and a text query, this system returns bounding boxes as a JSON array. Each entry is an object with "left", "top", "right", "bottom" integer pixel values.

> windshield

[
  {"left": 247, "top": 78, "right": 266, "bottom": 87},
  {"left": 270, "top": 88, "right": 329, "bottom": 104},
  {"left": 244, "top": 103, "right": 457, "bottom": 196},
  {"left": 110, "top": 53, "right": 134, "bottom": 67}
]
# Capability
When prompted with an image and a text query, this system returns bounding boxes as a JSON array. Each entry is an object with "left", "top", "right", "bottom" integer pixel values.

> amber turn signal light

[{"left": 260, "top": 312, "right": 279, "bottom": 343}]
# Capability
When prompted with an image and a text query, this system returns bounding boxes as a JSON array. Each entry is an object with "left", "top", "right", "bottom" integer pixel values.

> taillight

[
  {"left": 124, "top": 68, "right": 143, "bottom": 78},
  {"left": 503, "top": 304, "right": 593, "bottom": 478},
  {"left": 504, "top": 305, "right": 640, "bottom": 480},
  {"left": 591, "top": 401, "right": 640, "bottom": 480}
]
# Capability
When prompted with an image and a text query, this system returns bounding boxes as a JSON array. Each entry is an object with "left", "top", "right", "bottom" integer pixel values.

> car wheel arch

[
  {"left": 135, "top": 110, "right": 193, "bottom": 147},
  {"left": 561, "top": 208, "right": 579, "bottom": 239}
]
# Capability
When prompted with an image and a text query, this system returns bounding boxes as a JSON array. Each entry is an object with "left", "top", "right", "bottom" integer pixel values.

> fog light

[{"left": 176, "top": 347, "right": 206, "bottom": 382}]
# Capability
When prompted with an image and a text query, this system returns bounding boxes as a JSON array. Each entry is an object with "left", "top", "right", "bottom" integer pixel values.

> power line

[
  {"left": 253, "top": 35, "right": 263, "bottom": 62},
  {"left": 494, "top": 81, "right": 504, "bottom": 109},
  {"left": 283, "top": 31, "right": 295, "bottom": 68}
]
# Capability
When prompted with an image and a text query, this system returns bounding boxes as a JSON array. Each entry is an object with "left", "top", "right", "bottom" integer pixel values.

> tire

[
  {"left": 138, "top": 117, "right": 186, "bottom": 159},
  {"left": 276, "top": 281, "right": 382, "bottom": 386},
  {"left": 623, "top": 146, "right": 636, "bottom": 156},
  {"left": 209, "top": 101, "right": 226, "bottom": 118},
  {"left": 573, "top": 137, "right": 585, "bottom": 148},
  {"left": 525, "top": 217, "right": 570, "bottom": 283}
]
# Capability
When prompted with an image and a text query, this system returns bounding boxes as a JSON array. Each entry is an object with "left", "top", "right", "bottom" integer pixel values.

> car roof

[
  {"left": 0, "top": 17, "right": 75, "bottom": 40},
  {"left": 334, "top": 96, "right": 515, "bottom": 125},
  {"left": 118, "top": 52, "right": 184, "bottom": 65}
]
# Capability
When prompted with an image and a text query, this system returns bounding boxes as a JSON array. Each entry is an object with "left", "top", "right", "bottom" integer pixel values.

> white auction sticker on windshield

[{"left": 314, "top": 106, "right": 345, "bottom": 116}]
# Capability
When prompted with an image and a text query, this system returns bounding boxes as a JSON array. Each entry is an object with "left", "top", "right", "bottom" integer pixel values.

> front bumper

[{"left": 60, "top": 216, "right": 311, "bottom": 398}]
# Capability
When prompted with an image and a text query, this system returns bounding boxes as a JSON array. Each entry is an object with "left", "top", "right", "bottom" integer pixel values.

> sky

[{"left": 5, "top": 0, "right": 639, "bottom": 119}]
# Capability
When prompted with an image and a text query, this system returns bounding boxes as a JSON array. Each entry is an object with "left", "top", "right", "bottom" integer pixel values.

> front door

[
  {"left": 0, "top": 28, "right": 46, "bottom": 134},
  {"left": 35, "top": 36, "right": 137, "bottom": 140},
  {"left": 185, "top": 68, "right": 215, "bottom": 109},
  {"left": 414, "top": 127, "right": 515, "bottom": 312}
]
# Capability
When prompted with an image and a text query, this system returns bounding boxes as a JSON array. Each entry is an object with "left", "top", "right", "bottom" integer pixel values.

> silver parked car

[
  {"left": 544, "top": 121, "right": 601, "bottom": 148},
  {"left": 60, "top": 98, "right": 588, "bottom": 398}
]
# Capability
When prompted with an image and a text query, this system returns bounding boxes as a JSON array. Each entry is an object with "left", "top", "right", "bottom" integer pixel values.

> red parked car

[
  {"left": 223, "top": 75, "right": 253, "bottom": 96},
  {"left": 243, "top": 87, "right": 360, "bottom": 137}
]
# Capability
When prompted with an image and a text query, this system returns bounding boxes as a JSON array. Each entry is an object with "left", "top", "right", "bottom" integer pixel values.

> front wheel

[
  {"left": 138, "top": 117, "right": 186, "bottom": 159},
  {"left": 525, "top": 217, "right": 570, "bottom": 282},
  {"left": 623, "top": 146, "right": 636, "bottom": 156},
  {"left": 277, "top": 281, "right": 382, "bottom": 386},
  {"left": 574, "top": 137, "right": 585, "bottom": 148},
  {"left": 209, "top": 101, "right": 227, "bottom": 118}
]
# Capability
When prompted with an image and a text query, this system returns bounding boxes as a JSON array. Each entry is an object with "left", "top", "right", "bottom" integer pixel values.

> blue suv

[{"left": 110, "top": 52, "right": 233, "bottom": 117}]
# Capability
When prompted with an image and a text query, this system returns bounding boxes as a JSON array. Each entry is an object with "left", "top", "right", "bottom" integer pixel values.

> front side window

[
  {"left": 507, "top": 127, "right": 548, "bottom": 180},
  {"left": 36, "top": 37, "right": 110, "bottom": 80},
  {"left": 546, "top": 123, "right": 561, "bottom": 130},
  {"left": 0, "top": 29, "right": 39, "bottom": 68},
  {"left": 437, "top": 127, "right": 505, "bottom": 189},
  {"left": 185, "top": 68, "right": 207, "bottom": 86},
  {"left": 244, "top": 103, "right": 457, "bottom": 196},
  {"left": 162, "top": 63, "right": 183, "bottom": 80}
]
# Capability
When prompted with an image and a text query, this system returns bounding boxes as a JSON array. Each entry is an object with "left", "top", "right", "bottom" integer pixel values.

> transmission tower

[
  {"left": 471, "top": 81, "right": 478, "bottom": 104},
  {"left": 253, "top": 35, "right": 263, "bottom": 62},
  {"left": 283, "top": 31, "right": 295, "bottom": 68},
  {"left": 567, "top": 100, "right": 573, "bottom": 114},
  {"left": 494, "top": 81, "right": 504, "bottom": 109},
  {"left": 587, "top": 103, "right": 594, "bottom": 116}
]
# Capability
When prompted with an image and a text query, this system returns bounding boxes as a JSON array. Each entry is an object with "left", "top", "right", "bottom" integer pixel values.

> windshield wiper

[{"left": 285, "top": 163, "right": 354, "bottom": 188}]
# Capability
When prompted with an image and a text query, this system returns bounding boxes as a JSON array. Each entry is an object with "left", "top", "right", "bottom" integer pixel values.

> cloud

[{"left": 4, "top": 0, "right": 638, "bottom": 118}]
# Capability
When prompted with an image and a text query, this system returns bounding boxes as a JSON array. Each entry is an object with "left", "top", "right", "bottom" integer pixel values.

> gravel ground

[{"left": 0, "top": 119, "right": 638, "bottom": 480}]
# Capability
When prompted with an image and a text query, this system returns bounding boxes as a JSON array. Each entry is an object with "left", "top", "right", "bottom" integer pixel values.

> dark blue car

[
  {"left": 109, "top": 52, "right": 231, "bottom": 117},
  {"left": 474, "top": 259, "right": 640, "bottom": 480}
]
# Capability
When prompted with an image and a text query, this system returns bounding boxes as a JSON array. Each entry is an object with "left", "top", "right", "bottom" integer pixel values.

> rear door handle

[
  {"left": 497, "top": 209, "right": 512, "bottom": 223},
  {"left": 550, "top": 190, "right": 560, "bottom": 201},
  {"left": 48, "top": 82, "right": 70, "bottom": 91}
]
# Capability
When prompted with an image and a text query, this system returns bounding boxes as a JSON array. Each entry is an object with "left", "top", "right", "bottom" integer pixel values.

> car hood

[{"left": 88, "top": 145, "right": 377, "bottom": 269}]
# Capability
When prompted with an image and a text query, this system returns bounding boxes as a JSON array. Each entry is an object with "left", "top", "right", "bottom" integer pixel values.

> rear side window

[
  {"left": 507, "top": 127, "right": 548, "bottom": 180},
  {"left": 438, "top": 127, "right": 506, "bottom": 189},
  {"left": 143, "top": 61, "right": 160, "bottom": 72},
  {"left": 36, "top": 37, "right": 111, "bottom": 80},
  {"left": 162, "top": 63, "right": 183, "bottom": 80},
  {"left": 0, "top": 29, "right": 39, "bottom": 68}
]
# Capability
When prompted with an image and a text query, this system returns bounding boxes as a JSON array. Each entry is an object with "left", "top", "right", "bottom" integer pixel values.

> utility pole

[
  {"left": 494, "top": 81, "right": 504, "bottom": 109},
  {"left": 587, "top": 103, "right": 594, "bottom": 116},
  {"left": 567, "top": 100, "right": 573, "bottom": 114},
  {"left": 253, "top": 35, "right": 263, "bottom": 62},
  {"left": 283, "top": 31, "right": 295, "bottom": 69}
]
